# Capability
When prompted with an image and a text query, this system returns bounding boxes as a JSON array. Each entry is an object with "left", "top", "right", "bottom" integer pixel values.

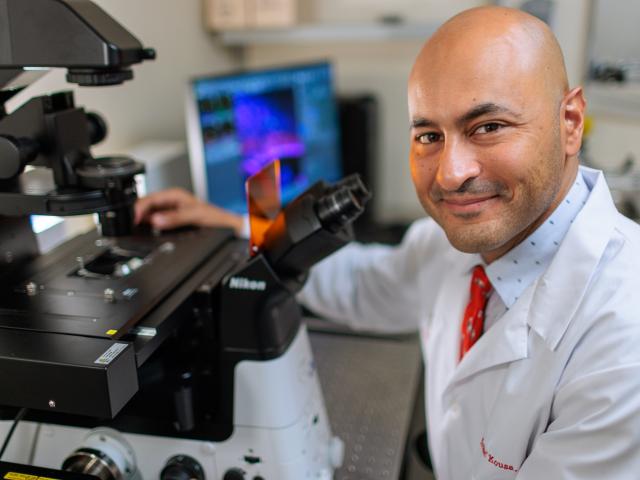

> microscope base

[{"left": 2, "top": 326, "right": 342, "bottom": 480}]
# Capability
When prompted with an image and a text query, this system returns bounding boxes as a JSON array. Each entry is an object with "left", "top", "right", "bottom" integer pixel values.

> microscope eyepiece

[
  {"left": 316, "top": 186, "right": 364, "bottom": 232},
  {"left": 331, "top": 174, "right": 371, "bottom": 205},
  {"left": 315, "top": 174, "right": 371, "bottom": 232}
]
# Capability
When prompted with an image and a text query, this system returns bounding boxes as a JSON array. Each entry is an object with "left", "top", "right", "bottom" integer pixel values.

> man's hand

[{"left": 134, "top": 188, "right": 244, "bottom": 236}]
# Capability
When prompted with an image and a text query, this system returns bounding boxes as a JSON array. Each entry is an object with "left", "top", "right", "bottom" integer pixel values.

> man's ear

[{"left": 562, "top": 86, "right": 586, "bottom": 157}]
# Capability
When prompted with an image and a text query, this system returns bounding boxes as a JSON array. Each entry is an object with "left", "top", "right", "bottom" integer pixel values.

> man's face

[{"left": 408, "top": 39, "right": 569, "bottom": 261}]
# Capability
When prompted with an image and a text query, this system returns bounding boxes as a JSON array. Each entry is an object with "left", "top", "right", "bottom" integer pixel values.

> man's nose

[{"left": 435, "top": 138, "right": 481, "bottom": 192}]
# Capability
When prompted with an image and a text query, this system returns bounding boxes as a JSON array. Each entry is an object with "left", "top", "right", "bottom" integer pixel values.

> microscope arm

[
  {"left": 0, "top": 0, "right": 155, "bottom": 89},
  {"left": 0, "top": 0, "right": 155, "bottom": 236}
]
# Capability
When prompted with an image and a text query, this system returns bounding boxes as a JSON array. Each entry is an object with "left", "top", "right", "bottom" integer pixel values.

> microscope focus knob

[
  {"left": 0, "top": 135, "right": 38, "bottom": 180},
  {"left": 160, "top": 455, "right": 205, "bottom": 480},
  {"left": 222, "top": 468, "right": 246, "bottom": 480},
  {"left": 86, "top": 111, "right": 108, "bottom": 145}
]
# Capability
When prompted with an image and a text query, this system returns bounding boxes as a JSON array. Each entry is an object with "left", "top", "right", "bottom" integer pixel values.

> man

[{"left": 136, "top": 6, "right": 640, "bottom": 478}]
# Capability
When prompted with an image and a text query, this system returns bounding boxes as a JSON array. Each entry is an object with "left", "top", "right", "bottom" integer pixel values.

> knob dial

[
  {"left": 0, "top": 135, "right": 38, "bottom": 180},
  {"left": 160, "top": 455, "right": 205, "bottom": 480},
  {"left": 222, "top": 468, "right": 245, "bottom": 480}
]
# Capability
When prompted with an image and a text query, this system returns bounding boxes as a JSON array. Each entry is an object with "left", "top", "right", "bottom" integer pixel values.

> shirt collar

[{"left": 484, "top": 169, "right": 591, "bottom": 308}]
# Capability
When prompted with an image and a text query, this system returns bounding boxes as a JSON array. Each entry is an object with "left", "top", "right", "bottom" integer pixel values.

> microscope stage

[{"left": 0, "top": 227, "right": 233, "bottom": 340}]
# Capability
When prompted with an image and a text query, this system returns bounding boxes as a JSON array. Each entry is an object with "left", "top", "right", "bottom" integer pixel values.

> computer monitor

[{"left": 186, "top": 62, "right": 342, "bottom": 214}]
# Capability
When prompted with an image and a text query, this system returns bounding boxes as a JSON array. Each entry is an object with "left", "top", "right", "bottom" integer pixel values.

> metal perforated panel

[{"left": 310, "top": 330, "right": 423, "bottom": 480}]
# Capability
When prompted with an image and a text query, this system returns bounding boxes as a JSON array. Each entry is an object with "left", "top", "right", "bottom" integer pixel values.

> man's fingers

[
  {"left": 135, "top": 190, "right": 244, "bottom": 233},
  {"left": 149, "top": 207, "right": 201, "bottom": 230},
  {"left": 134, "top": 188, "right": 195, "bottom": 224}
]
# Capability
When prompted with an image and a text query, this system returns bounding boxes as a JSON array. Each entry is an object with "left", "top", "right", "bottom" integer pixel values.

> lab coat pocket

[
  {"left": 471, "top": 359, "right": 551, "bottom": 480},
  {"left": 472, "top": 436, "right": 520, "bottom": 479}
]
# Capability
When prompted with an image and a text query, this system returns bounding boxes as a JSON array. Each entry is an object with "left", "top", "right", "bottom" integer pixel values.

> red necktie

[{"left": 459, "top": 265, "right": 492, "bottom": 361}]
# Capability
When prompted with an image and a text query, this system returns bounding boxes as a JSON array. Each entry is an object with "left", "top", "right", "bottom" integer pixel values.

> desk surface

[{"left": 309, "top": 325, "right": 423, "bottom": 480}]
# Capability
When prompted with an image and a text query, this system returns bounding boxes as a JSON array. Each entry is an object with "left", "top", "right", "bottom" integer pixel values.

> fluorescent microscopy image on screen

[
  {"left": 233, "top": 88, "right": 307, "bottom": 196},
  {"left": 189, "top": 62, "right": 342, "bottom": 214}
]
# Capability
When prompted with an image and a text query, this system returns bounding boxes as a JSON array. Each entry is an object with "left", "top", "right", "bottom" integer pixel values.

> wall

[
  {"left": 9, "top": 0, "right": 239, "bottom": 155},
  {"left": 583, "top": 0, "right": 640, "bottom": 173},
  {"left": 300, "top": 0, "right": 483, "bottom": 23}
]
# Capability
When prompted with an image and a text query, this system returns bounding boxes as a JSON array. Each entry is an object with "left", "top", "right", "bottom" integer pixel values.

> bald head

[{"left": 411, "top": 6, "right": 568, "bottom": 106}]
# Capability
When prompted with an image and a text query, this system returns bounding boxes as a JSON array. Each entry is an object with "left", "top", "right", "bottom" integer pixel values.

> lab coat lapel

[
  {"left": 444, "top": 282, "right": 532, "bottom": 395},
  {"left": 527, "top": 168, "right": 618, "bottom": 349}
]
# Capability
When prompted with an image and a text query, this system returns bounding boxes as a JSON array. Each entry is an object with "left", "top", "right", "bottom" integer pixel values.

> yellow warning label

[
  {"left": 5, "top": 472, "right": 60, "bottom": 480},
  {"left": 6, "top": 472, "right": 39, "bottom": 480},
  {"left": 105, "top": 329, "right": 118, "bottom": 336},
  {"left": 5, "top": 473, "right": 37, "bottom": 480}
]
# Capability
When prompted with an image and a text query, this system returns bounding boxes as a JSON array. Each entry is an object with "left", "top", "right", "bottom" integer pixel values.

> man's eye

[
  {"left": 417, "top": 132, "right": 441, "bottom": 144},
  {"left": 474, "top": 122, "right": 503, "bottom": 135}
]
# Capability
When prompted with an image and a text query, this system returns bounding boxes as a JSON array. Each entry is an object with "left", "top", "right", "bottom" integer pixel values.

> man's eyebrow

[
  {"left": 457, "top": 103, "right": 521, "bottom": 126},
  {"left": 410, "top": 117, "right": 437, "bottom": 129},
  {"left": 410, "top": 103, "right": 521, "bottom": 130}
]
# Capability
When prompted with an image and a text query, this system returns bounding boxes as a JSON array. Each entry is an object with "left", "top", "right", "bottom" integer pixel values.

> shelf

[
  {"left": 586, "top": 82, "right": 640, "bottom": 120},
  {"left": 219, "top": 22, "right": 438, "bottom": 46}
]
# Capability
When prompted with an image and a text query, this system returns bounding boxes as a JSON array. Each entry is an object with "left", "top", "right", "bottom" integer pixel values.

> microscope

[{"left": 0, "top": 1, "right": 370, "bottom": 479}]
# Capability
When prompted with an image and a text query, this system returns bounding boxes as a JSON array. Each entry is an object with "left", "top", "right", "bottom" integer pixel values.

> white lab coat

[{"left": 299, "top": 167, "right": 640, "bottom": 479}]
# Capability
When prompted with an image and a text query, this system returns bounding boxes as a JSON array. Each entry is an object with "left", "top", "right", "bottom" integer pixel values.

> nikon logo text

[{"left": 229, "top": 277, "right": 267, "bottom": 291}]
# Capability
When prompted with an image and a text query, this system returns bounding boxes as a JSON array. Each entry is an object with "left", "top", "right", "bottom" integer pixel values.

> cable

[
  {"left": 27, "top": 422, "right": 42, "bottom": 465},
  {"left": 0, "top": 408, "right": 28, "bottom": 460}
]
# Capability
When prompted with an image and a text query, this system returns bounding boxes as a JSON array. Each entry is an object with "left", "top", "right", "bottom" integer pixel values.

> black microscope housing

[
  {"left": 0, "top": 0, "right": 155, "bottom": 237},
  {"left": 0, "top": 0, "right": 370, "bottom": 450}
]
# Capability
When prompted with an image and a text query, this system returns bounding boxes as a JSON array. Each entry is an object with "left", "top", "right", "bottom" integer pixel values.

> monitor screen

[{"left": 186, "top": 62, "right": 342, "bottom": 213}]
